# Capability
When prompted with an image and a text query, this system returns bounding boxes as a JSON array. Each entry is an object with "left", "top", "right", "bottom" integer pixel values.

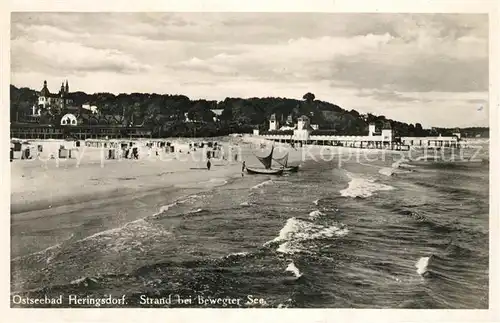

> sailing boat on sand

[
  {"left": 246, "top": 146, "right": 284, "bottom": 175},
  {"left": 273, "top": 152, "right": 300, "bottom": 172}
]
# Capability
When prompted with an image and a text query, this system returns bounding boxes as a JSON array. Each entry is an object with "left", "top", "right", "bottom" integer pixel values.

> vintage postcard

[{"left": 2, "top": 0, "right": 499, "bottom": 322}]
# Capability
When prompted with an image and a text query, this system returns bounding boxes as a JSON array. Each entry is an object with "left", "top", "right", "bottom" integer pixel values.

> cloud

[
  {"left": 357, "top": 89, "right": 427, "bottom": 103},
  {"left": 329, "top": 54, "right": 487, "bottom": 92},
  {"left": 10, "top": 12, "right": 489, "bottom": 127},
  {"left": 11, "top": 38, "right": 150, "bottom": 75}
]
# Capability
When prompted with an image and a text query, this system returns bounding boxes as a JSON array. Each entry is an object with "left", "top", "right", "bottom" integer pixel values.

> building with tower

[
  {"left": 33, "top": 80, "right": 73, "bottom": 116},
  {"left": 259, "top": 114, "right": 460, "bottom": 149},
  {"left": 268, "top": 113, "right": 279, "bottom": 131}
]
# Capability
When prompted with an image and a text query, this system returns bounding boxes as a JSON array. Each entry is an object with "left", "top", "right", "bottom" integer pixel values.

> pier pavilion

[
  {"left": 258, "top": 116, "right": 406, "bottom": 150},
  {"left": 255, "top": 115, "right": 461, "bottom": 150}
]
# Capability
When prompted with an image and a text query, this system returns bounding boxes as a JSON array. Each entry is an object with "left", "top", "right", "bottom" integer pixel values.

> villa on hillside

[{"left": 10, "top": 80, "right": 152, "bottom": 140}]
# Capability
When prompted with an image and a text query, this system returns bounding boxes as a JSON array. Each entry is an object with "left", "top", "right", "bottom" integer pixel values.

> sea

[{"left": 10, "top": 139, "right": 489, "bottom": 308}]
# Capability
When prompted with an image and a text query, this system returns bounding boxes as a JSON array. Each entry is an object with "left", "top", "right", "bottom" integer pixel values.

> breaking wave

[
  {"left": 308, "top": 210, "right": 324, "bottom": 220},
  {"left": 251, "top": 179, "right": 273, "bottom": 190},
  {"left": 340, "top": 172, "right": 394, "bottom": 198},
  {"left": 416, "top": 256, "right": 432, "bottom": 276},
  {"left": 285, "top": 261, "right": 303, "bottom": 278},
  {"left": 265, "top": 217, "right": 348, "bottom": 254}
]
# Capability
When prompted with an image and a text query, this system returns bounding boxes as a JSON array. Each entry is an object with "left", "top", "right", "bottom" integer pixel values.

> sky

[{"left": 10, "top": 13, "right": 489, "bottom": 128}]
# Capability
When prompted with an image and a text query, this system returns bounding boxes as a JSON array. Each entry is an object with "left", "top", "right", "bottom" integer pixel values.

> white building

[
  {"left": 60, "top": 113, "right": 78, "bottom": 126},
  {"left": 82, "top": 104, "right": 99, "bottom": 114},
  {"left": 269, "top": 113, "right": 279, "bottom": 131},
  {"left": 211, "top": 108, "right": 224, "bottom": 122},
  {"left": 262, "top": 116, "right": 395, "bottom": 149},
  {"left": 260, "top": 114, "right": 460, "bottom": 149}
]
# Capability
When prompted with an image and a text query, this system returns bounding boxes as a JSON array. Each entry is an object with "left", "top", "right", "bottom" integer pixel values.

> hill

[{"left": 9, "top": 85, "right": 488, "bottom": 138}]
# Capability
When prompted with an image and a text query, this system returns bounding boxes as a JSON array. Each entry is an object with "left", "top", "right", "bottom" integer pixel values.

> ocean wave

[
  {"left": 340, "top": 172, "right": 395, "bottom": 198},
  {"left": 274, "top": 180, "right": 292, "bottom": 185},
  {"left": 265, "top": 217, "right": 348, "bottom": 254},
  {"left": 276, "top": 241, "right": 305, "bottom": 254},
  {"left": 251, "top": 179, "right": 273, "bottom": 190},
  {"left": 152, "top": 202, "right": 178, "bottom": 217},
  {"left": 186, "top": 208, "right": 204, "bottom": 215},
  {"left": 285, "top": 261, "right": 303, "bottom": 279},
  {"left": 308, "top": 210, "right": 325, "bottom": 220},
  {"left": 379, "top": 167, "right": 395, "bottom": 177},
  {"left": 76, "top": 218, "right": 172, "bottom": 253},
  {"left": 277, "top": 300, "right": 292, "bottom": 309},
  {"left": 380, "top": 165, "right": 413, "bottom": 177},
  {"left": 224, "top": 251, "right": 251, "bottom": 260},
  {"left": 152, "top": 194, "right": 203, "bottom": 218},
  {"left": 391, "top": 160, "right": 403, "bottom": 168},
  {"left": 12, "top": 232, "right": 77, "bottom": 264},
  {"left": 415, "top": 256, "right": 432, "bottom": 276},
  {"left": 175, "top": 177, "right": 229, "bottom": 189},
  {"left": 12, "top": 242, "right": 62, "bottom": 262},
  {"left": 70, "top": 276, "right": 100, "bottom": 288},
  {"left": 198, "top": 178, "right": 228, "bottom": 186}
]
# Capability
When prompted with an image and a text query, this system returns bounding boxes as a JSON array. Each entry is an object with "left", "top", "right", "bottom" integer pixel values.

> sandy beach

[
  {"left": 11, "top": 136, "right": 361, "bottom": 258},
  {"left": 11, "top": 136, "right": 372, "bottom": 214}
]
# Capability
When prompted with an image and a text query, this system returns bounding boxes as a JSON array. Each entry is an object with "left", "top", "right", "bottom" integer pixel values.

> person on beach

[
  {"left": 241, "top": 161, "right": 246, "bottom": 177},
  {"left": 207, "top": 159, "right": 211, "bottom": 170}
]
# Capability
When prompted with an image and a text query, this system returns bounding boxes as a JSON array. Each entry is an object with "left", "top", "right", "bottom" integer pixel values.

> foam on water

[
  {"left": 266, "top": 217, "right": 348, "bottom": 254},
  {"left": 225, "top": 251, "right": 250, "bottom": 258},
  {"left": 251, "top": 179, "right": 273, "bottom": 190},
  {"left": 340, "top": 172, "right": 395, "bottom": 198},
  {"left": 12, "top": 242, "right": 62, "bottom": 262},
  {"left": 416, "top": 256, "right": 431, "bottom": 276},
  {"left": 285, "top": 261, "right": 303, "bottom": 278},
  {"left": 152, "top": 194, "right": 203, "bottom": 218},
  {"left": 153, "top": 202, "right": 178, "bottom": 217},
  {"left": 187, "top": 208, "right": 204, "bottom": 215},
  {"left": 379, "top": 167, "right": 394, "bottom": 177},
  {"left": 70, "top": 276, "right": 99, "bottom": 287},
  {"left": 276, "top": 242, "right": 297, "bottom": 254},
  {"left": 391, "top": 161, "right": 403, "bottom": 168},
  {"left": 308, "top": 210, "right": 324, "bottom": 220},
  {"left": 76, "top": 218, "right": 171, "bottom": 253},
  {"left": 198, "top": 178, "right": 228, "bottom": 187}
]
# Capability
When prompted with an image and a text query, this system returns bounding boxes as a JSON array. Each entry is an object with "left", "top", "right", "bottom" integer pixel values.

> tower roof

[{"left": 40, "top": 80, "right": 51, "bottom": 97}]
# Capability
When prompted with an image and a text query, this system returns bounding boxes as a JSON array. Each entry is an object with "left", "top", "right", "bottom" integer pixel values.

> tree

[{"left": 303, "top": 92, "right": 315, "bottom": 103}]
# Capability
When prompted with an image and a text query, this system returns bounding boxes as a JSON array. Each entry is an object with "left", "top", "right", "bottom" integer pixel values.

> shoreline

[{"left": 10, "top": 135, "right": 397, "bottom": 215}]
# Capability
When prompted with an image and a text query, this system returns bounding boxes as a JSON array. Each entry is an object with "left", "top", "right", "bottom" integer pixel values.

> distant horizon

[{"left": 10, "top": 82, "right": 488, "bottom": 130}]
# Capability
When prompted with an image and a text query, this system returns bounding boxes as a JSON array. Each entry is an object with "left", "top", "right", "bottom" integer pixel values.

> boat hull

[
  {"left": 246, "top": 167, "right": 284, "bottom": 175},
  {"left": 283, "top": 165, "right": 299, "bottom": 172}
]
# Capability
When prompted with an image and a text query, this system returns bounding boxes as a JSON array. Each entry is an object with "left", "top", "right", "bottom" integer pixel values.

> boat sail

[
  {"left": 255, "top": 146, "right": 274, "bottom": 169},
  {"left": 247, "top": 145, "right": 284, "bottom": 175},
  {"left": 273, "top": 151, "right": 299, "bottom": 172},
  {"left": 273, "top": 152, "right": 289, "bottom": 167}
]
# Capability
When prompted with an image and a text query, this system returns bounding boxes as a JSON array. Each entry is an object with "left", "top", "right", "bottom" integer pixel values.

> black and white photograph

[{"left": 4, "top": 4, "right": 497, "bottom": 317}]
